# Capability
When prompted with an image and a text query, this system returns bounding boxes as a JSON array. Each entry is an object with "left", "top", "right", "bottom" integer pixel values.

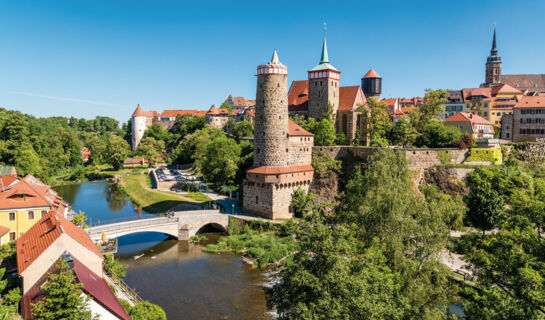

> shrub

[
  {"left": 466, "top": 148, "right": 502, "bottom": 164},
  {"left": 437, "top": 150, "right": 451, "bottom": 164}
]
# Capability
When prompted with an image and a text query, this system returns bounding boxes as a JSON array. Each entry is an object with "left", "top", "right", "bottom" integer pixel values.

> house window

[
  {"left": 255, "top": 196, "right": 259, "bottom": 205},
  {"left": 8, "top": 212, "right": 15, "bottom": 222},
  {"left": 41, "top": 210, "right": 47, "bottom": 218},
  {"left": 28, "top": 211, "right": 34, "bottom": 220},
  {"left": 9, "top": 232, "right": 16, "bottom": 242}
]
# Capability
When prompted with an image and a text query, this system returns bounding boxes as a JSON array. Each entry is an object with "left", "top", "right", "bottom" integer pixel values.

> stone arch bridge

[{"left": 86, "top": 210, "right": 229, "bottom": 241}]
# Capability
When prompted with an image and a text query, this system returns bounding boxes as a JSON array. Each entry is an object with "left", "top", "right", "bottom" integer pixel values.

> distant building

[
  {"left": 131, "top": 105, "right": 207, "bottom": 149},
  {"left": 243, "top": 109, "right": 255, "bottom": 123},
  {"left": 482, "top": 27, "right": 545, "bottom": 93},
  {"left": 444, "top": 112, "right": 494, "bottom": 139},
  {"left": 224, "top": 95, "right": 256, "bottom": 109},
  {"left": 205, "top": 106, "right": 230, "bottom": 128},
  {"left": 243, "top": 50, "right": 314, "bottom": 219},
  {"left": 123, "top": 158, "right": 149, "bottom": 168},
  {"left": 502, "top": 96, "right": 545, "bottom": 142},
  {"left": 0, "top": 175, "right": 70, "bottom": 243},
  {"left": 81, "top": 147, "right": 91, "bottom": 162},
  {"left": 444, "top": 90, "right": 465, "bottom": 119}
]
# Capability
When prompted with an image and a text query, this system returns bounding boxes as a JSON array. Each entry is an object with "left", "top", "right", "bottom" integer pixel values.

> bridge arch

[{"left": 195, "top": 222, "right": 227, "bottom": 235}]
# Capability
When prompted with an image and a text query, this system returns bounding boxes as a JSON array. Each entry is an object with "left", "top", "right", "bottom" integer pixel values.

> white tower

[{"left": 132, "top": 105, "right": 148, "bottom": 149}]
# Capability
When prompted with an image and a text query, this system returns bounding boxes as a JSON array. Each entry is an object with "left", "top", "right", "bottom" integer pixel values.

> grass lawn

[{"left": 120, "top": 174, "right": 210, "bottom": 213}]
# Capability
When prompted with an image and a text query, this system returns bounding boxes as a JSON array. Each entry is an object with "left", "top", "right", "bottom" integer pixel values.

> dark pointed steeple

[{"left": 491, "top": 26, "right": 498, "bottom": 55}]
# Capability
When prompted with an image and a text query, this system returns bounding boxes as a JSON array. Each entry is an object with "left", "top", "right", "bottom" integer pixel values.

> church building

[
  {"left": 482, "top": 27, "right": 545, "bottom": 94},
  {"left": 287, "top": 32, "right": 379, "bottom": 145}
]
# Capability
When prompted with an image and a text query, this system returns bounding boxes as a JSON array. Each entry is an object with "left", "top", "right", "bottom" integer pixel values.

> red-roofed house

[
  {"left": 501, "top": 96, "right": 545, "bottom": 142},
  {"left": 81, "top": 147, "right": 91, "bottom": 162},
  {"left": 206, "top": 106, "right": 230, "bottom": 128},
  {"left": 444, "top": 112, "right": 494, "bottom": 139},
  {"left": 16, "top": 211, "right": 104, "bottom": 294},
  {"left": 0, "top": 175, "right": 70, "bottom": 244},
  {"left": 224, "top": 95, "right": 256, "bottom": 109},
  {"left": 22, "top": 254, "right": 130, "bottom": 320}
]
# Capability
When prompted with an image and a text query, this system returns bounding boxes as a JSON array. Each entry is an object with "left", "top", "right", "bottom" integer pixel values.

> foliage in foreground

[
  {"left": 127, "top": 301, "right": 167, "bottom": 320},
  {"left": 266, "top": 149, "right": 460, "bottom": 319},
  {"left": 104, "top": 253, "right": 128, "bottom": 279},
  {"left": 32, "top": 260, "right": 95, "bottom": 320}
]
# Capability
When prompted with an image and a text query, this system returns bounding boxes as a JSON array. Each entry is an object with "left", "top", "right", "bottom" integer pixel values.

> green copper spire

[
  {"left": 309, "top": 23, "right": 338, "bottom": 72},
  {"left": 320, "top": 32, "right": 329, "bottom": 63}
]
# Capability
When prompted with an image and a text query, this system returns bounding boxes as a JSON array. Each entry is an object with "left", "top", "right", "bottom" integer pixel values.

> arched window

[{"left": 256, "top": 196, "right": 259, "bottom": 204}]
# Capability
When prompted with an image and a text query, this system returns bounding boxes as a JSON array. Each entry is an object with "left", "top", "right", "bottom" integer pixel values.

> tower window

[{"left": 256, "top": 196, "right": 258, "bottom": 204}]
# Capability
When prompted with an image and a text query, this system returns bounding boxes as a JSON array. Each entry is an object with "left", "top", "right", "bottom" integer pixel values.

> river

[{"left": 54, "top": 181, "right": 273, "bottom": 320}]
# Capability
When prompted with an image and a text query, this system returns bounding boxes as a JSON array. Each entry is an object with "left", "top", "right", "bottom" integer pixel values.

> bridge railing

[
  {"left": 86, "top": 217, "right": 179, "bottom": 237},
  {"left": 88, "top": 213, "right": 168, "bottom": 228}
]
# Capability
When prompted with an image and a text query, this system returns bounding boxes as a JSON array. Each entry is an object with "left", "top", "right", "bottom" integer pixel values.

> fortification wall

[{"left": 311, "top": 146, "right": 469, "bottom": 171}]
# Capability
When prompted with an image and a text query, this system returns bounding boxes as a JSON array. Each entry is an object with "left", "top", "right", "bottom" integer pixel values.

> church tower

[
  {"left": 253, "top": 50, "right": 289, "bottom": 167},
  {"left": 485, "top": 27, "right": 502, "bottom": 86},
  {"left": 308, "top": 30, "right": 340, "bottom": 120}
]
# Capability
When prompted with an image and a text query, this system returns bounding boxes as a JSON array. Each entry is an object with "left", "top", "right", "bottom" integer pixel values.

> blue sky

[{"left": 1, "top": 0, "right": 545, "bottom": 123}]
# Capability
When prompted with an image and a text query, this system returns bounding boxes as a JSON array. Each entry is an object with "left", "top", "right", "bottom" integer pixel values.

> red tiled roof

[
  {"left": 73, "top": 259, "right": 130, "bottom": 320},
  {"left": 16, "top": 212, "right": 103, "bottom": 274},
  {"left": 381, "top": 98, "right": 398, "bottom": 106},
  {"left": 132, "top": 105, "right": 157, "bottom": 117},
  {"left": 492, "top": 84, "right": 522, "bottom": 95},
  {"left": 160, "top": 110, "right": 207, "bottom": 117},
  {"left": 288, "top": 120, "right": 313, "bottom": 136},
  {"left": 288, "top": 80, "right": 309, "bottom": 112},
  {"left": 0, "top": 225, "right": 9, "bottom": 237},
  {"left": 231, "top": 96, "right": 255, "bottom": 107},
  {"left": 463, "top": 88, "right": 492, "bottom": 100},
  {"left": 339, "top": 86, "right": 366, "bottom": 111},
  {"left": 22, "top": 256, "right": 129, "bottom": 320},
  {"left": 0, "top": 176, "right": 18, "bottom": 191},
  {"left": 515, "top": 96, "right": 545, "bottom": 108},
  {"left": 0, "top": 179, "right": 51, "bottom": 210},
  {"left": 444, "top": 112, "right": 492, "bottom": 125},
  {"left": 245, "top": 110, "right": 255, "bottom": 116},
  {"left": 362, "top": 68, "right": 381, "bottom": 79},
  {"left": 123, "top": 158, "right": 149, "bottom": 165},
  {"left": 207, "top": 106, "right": 220, "bottom": 115},
  {"left": 247, "top": 164, "right": 314, "bottom": 175}
]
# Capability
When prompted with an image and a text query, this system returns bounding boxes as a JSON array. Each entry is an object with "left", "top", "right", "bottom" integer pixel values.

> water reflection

[
  {"left": 117, "top": 233, "right": 272, "bottom": 320},
  {"left": 105, "top": 183, "right": 128, "bottom": 212}
]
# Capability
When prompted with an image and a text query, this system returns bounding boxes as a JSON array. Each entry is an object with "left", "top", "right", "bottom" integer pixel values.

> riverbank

[
  {"left": 49, "top": 164, "right": 149, "bottom": 186},
  {"left": 119, "top": 174, "right": 211, "bottom": 213}
]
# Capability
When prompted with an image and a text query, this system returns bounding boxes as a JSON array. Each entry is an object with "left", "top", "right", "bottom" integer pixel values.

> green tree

[
  {"left": 218, "top": 102, "right": 233, "bottom": 114},
  {"left": 200, "top": 136, "right": 241, "bottom": 186},
  {"left": 360, "top": 99, "right": 392, "bottom": 146},
  {"left": 14, "top": 144, "right": 42, "bottom": 177},
  {"left": 172, "top": 127, "right": 223, "bottom": 164},
  {"left": 390, "top": 117, "right": 417, "bottom": 146},
  {"left": 104, "top": 253, "right": 127, "bottom": 279},
  {"left": 129, "top": 301, "right": 167, "bottom": 320},
  {"left": 86, "top": 135, "right": 107, "bottom": 164},
  {"left": 465, "top": 182, "right": 505, "bottom": 234},
  {"left": 414, "top": 122, "right": 462, "bottom": 148},
  {"left": 32, "top": 260, "right": 95, "bottom": 320},
  {"left": 314, "top": 118, "right": 336, "bottom": 146},
  {"left": 105, "top": 135, "right": 130, "bottom": 170},
  {"left": 416, "top": 89, "right": 449, "bottom": 129},
  {"left": 135, "top": 137, "right": 165, "bottom": 166},
  {"left": 143, "top": 124, "right": 172, "bottom": 146},
  {"left": 232, "top": 120, "right": 254, "bottom": 138},
  {"left": 72, "top": 211, "right": 88, "bottom": 228},
  {"left": 290, "top": 188, "right": 315, "bottom": 217}
]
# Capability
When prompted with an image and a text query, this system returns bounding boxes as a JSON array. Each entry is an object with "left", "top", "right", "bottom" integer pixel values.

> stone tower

[
  {"left": 243, "top": 50, "right": 314, "bottom": 220},
  {"left": 253, "top": 50, "right": 289, "bottom": 167},
  {"left": 308, "top": 32, "right": 340, "bottom": 120},
  {"left": 485, "top": 27, "right": 502, "bottom": 86},
  {"left": 362, "top": 68, "right": 382, "bottom": 100}
]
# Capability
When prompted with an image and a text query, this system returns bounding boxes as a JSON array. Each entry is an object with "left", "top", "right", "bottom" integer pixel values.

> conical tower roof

[
  {"left": 132, "top": 104, "right": 147, "bottom": 117},
  {"left": 309, "top": 32, "right": 338, "bottom": 72},
  {"left": 363, "top": 68, "right": 381, "bottom": 79}
]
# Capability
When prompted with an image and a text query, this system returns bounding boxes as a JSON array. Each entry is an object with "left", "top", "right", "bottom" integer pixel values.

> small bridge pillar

[{"left": 178, "top": 224, "right": 190, "bottom": 241}]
